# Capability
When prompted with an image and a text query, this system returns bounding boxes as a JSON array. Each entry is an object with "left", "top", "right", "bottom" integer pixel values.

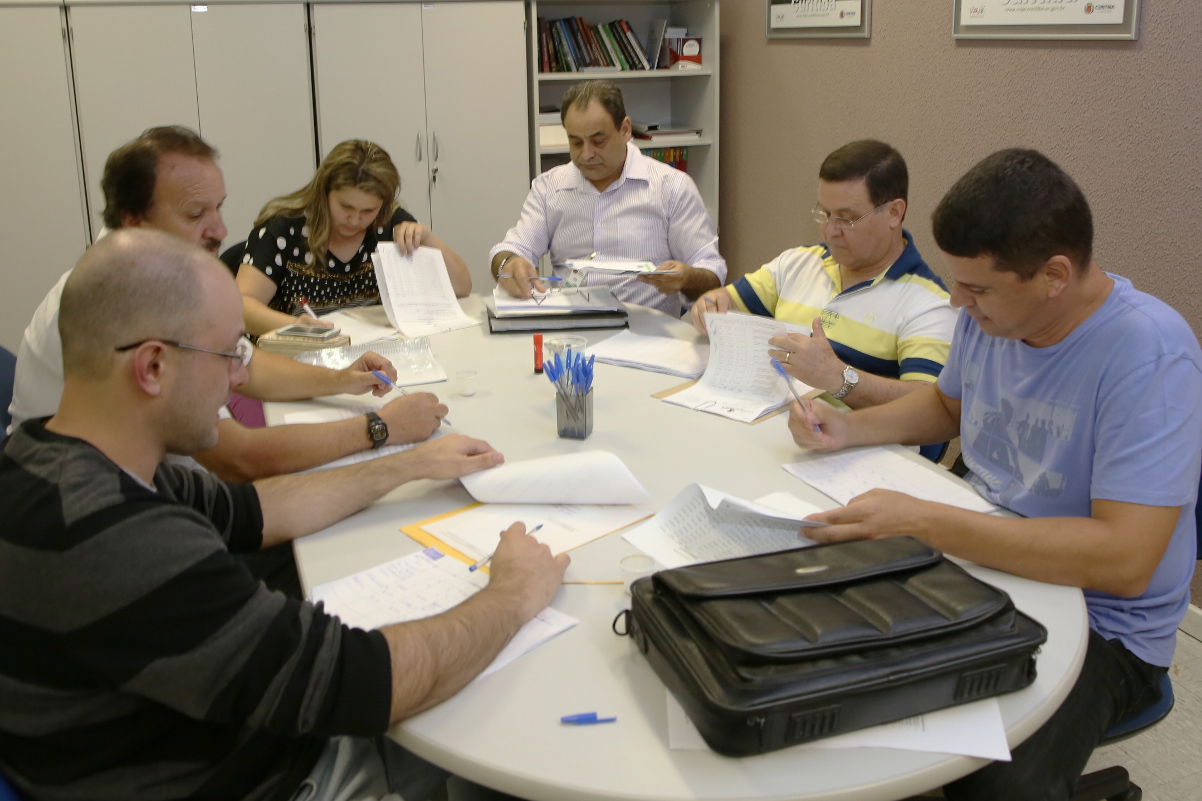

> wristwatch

[
  {"left": 832, "top": 365, "right": 860, "bottom": 401},
  {"left": 365, "top": 412, "right": 388, "bottom": 449}
]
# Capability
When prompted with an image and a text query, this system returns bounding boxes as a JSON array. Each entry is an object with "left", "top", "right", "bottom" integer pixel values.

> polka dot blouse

[{"left": 241, "top": 206, "right": 417, "bottom": 315}]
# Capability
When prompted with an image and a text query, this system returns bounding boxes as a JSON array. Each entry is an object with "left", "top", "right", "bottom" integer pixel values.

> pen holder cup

[{"left": 556, "top": 389, "right": 594, "bottom": 440}]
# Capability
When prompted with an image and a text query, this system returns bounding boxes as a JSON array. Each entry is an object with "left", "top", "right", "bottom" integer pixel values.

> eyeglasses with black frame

[
  {"left": 114, "top": 336, "right": 253, "bottom": 368},
  {"left": 811, "top": 201, "right": 890, "bottom": 230}
]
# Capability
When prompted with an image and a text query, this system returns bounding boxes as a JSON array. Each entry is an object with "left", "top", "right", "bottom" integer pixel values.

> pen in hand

[
  {"left": 470, "top": 524, "right": 544, "bottom": 572},
  {"left": 299, "top": 298, "right": 319, "bottom": 319},
  {"left": 371, "top": 369, "right": 453, "bottom": 427},
  {"left": 771, "top": 359, "right": 821, "bottom": 434}
]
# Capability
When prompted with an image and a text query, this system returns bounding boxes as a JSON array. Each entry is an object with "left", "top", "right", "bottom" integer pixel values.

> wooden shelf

[{"left": 537, "top": 67, "right": 711, "bottom": 82}]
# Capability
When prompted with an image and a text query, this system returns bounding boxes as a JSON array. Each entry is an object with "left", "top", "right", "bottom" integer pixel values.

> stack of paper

[
  {"left": 315, "top": 309, "right": 400, "bottom": 345},
  {"left": 294, "top": 337, "right": 447, "bottom": 387},
  {"left": 372, "top": 243, "right": 481, "bottom": 337},
  {"left": 564, "top": 259, "right": 657, "bottom": 274},
  {"left": 460, "top": 451, "right": 651, "bottom": 505},
  {"left": 662, "top": 313, "right": 813, "bottom": 423},
  {"left": 310, "top": 547, "right": 576, "bottom": 680},
  {"left": 490, "top": 285, "right": 625, "bottom": 316},
  {"left": 587, "top": 330, "right": 709, "bottom": 378},
  {"left": 622, "top": 484, "right": 826, "bottom": 569},
  {"left": 783, "top": 448, "right": 1002, "bottom": 513}
]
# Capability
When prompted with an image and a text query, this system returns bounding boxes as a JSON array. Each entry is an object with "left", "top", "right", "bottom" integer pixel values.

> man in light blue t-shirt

[{"left": 789, "top": 149, "right": 1202, "bottom": 800}]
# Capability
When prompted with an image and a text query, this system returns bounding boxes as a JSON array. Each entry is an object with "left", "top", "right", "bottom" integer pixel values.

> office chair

[
  {"left": 0, "top": 766, "right": 23, "bottom": 801},
  {"left": 0, "top": 344, "right": 16, "bottom": 442},
  {"left": 219, "top": 240, "right": 247, "bottom": 277},
  {"left": 1070, "top": 672, "right": 1175, "bottom": 801}
]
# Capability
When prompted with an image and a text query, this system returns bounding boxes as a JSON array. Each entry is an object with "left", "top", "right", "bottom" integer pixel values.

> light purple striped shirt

[{"left": 490, "top": 142, "right": 726, "bottom": 316}]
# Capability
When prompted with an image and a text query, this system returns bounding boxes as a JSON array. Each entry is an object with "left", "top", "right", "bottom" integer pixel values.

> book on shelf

[
  {"left": 539, "top": 124, "right": 569, "bottom": 148},
  {"left": 670, "top": 36, "right": 703, "bottom": 69},
  {"left": 539, "top": 17, "right": 664, "bottom": 73},
  {"left": 644, "top": 147, "right": 689, "bottom": 173},
  {"left": 633, "top": 127, "right": 702, "bottom": 141}
]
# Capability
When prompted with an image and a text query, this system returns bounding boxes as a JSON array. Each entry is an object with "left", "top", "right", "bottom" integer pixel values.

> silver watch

[{"left": 832, "top": 365, "right": 859, "bottom": 400}]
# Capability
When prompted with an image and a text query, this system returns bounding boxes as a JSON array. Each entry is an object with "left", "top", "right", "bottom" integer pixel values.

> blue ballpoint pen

[
  {"left": 771, "top": 359, "right": 821, "bottom": 434},
  {"left": 469, "top": 524, "right": 543, "bottom": 571},
  {"left": 371, "top": 369, "right": 453, "bottom": 427}
]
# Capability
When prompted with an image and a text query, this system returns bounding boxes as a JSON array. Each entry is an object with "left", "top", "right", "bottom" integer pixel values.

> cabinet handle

[
  {"left": 431, "top": 167, "right": 438, "bottom": 186},
  {"left": 416, "top": 133, "right": 424, "bottom": 162},
  {"left": 432, "top": 133, "right": 439, "bottom": 163}
]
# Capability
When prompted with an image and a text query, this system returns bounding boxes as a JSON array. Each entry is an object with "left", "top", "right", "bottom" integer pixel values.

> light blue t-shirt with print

[{"left": 938, "top": 274, "right": 1202, "bottom": 667}]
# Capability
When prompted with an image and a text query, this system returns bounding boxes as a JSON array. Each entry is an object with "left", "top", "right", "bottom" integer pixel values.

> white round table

[{"left": 270, "top": 296, "right": 1088, "bottom": 801}]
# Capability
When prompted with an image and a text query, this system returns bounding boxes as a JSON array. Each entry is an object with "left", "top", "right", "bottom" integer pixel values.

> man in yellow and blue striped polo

[{"left": 693, "top": 140, "right": 955, "bottom": 422}]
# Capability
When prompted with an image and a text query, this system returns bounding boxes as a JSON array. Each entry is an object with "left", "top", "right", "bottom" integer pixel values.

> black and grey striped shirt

[{"left": 0, "top": 420, "right": 392, "bottom": 801}]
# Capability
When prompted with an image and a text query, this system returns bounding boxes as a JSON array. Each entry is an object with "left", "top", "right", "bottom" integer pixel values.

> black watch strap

[{"left": 365, "top": 411, "right": 388, "bottom": 449}]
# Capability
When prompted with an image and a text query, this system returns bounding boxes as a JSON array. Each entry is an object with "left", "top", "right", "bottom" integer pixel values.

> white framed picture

[{"left": 767, "top": 0, "right": 871, "bottom": 40}]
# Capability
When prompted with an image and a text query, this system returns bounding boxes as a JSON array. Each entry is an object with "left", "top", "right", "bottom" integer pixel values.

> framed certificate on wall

[
  {"left": 952, "top": 0, "right": 1140, "bottom": 40},
  {"left": 766, "top": 0, "right": 871, "bottom": 39}
]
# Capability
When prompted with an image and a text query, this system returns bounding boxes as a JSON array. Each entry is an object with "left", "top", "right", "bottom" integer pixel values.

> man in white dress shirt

[{"left": 489, "top": 80, "right": 726, "bottom": 316}]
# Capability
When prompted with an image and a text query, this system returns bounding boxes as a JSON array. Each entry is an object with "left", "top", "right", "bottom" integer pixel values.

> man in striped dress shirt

[
  {"left": 490, "top": 80, "right": 726, "bottom": 316},
  {"left": 0, "top": 228, "right": 568, "bottom": 801}
]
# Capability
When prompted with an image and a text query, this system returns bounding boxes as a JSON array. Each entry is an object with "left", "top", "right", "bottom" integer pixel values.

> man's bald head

[{"left": 60, "top": 229, "right": 222, "bottom": 380}]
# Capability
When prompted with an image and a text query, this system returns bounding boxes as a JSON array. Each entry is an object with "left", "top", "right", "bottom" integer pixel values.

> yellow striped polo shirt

[{"left": 726, "top": 232, "right": 955, "bottom": 382}]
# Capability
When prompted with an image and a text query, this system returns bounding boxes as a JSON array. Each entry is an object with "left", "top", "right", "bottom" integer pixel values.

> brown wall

[{"left": 718, "top": 1, "right": 1202, "bottom": 333}]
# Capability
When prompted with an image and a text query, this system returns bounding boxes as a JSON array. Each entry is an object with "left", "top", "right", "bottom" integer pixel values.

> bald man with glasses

[{"left": 693, "top": 140, "right": 956, "bottom": 424}]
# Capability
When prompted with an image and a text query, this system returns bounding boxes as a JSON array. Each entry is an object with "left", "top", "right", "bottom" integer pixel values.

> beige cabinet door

[
  {"left": 191, "top": 3, "right": 316, "bottom": 250},
  {"left": 421, "top": 1, "right": 530, "bottom": 289},
  {"left": 68, "top": 5, "right": 200, "bottom": 236},
  {"left": 311, "top": 3, "right": 431, "bottom": 229},
  {"left": 0, "top": 7, "right": 89, "bottom": 352}
]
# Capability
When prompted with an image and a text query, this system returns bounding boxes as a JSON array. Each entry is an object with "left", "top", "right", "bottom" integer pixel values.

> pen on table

[
  {"left": 771, "top": 359, "right": 821, "bottom": 434},
  {"left": 469, "top": 523, "right": 543, "bottom": 572},
  {"left": 371, "top": 369, "right": 453, "bottom": 427}
]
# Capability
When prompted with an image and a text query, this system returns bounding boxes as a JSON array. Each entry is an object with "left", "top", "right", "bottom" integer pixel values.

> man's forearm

[
  {"left": 382, "top": 587, "right": 526, "bottom": 722},
  {"left": 840, "top": 374, "right": 933, "bottom": 410},
  {"left": 681, "top": 266, "right": 721, "bottom": 300},
  {"left": 842, "top": 383, "right": 961, "bottom": 448},
  {"left": 239, "top": 350, "right": 349, "bottom": 401},
  {"left": 254, "top": 446, "right": 428, "bottom": 546},
  {"left": 194, "top": 417, "right": 372, "bottom": 484}
]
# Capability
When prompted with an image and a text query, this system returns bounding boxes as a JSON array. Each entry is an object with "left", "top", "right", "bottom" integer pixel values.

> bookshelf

[{"left": 527, "top": 1, "right": 720, "bottom": 222}]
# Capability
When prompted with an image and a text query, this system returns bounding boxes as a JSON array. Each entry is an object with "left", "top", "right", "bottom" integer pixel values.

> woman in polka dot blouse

[{"left": 235, "top": 139, "right": 471, "bottom": 335}]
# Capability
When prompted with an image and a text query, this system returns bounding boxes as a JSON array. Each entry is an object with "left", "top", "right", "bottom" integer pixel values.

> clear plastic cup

[
  {"left": 455, "top": 369, "right": 478, "bottom": 397},
  {"left": 620, "top": 554, "right": 658, "bottom": 595}
]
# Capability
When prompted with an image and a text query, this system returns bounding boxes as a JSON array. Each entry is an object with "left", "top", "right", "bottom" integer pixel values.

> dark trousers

[{"left": 944, "top": 630, "right": 1166, "bottom": 801}]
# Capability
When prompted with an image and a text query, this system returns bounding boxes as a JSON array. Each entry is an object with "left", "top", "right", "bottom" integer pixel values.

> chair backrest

[
  {"left": 219, "top": 241, "right": 247, "bottom": 277},
  {"left": 0, "top": 345, "right": 16, "bottom": 439},
  {"left": 0, "top": 765, "right": 24, "bottom": 801}
]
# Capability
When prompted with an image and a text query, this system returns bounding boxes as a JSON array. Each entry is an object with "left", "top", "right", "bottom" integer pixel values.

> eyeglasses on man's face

[
  {"left": 811, "top": 201, "right": 890, "bottom": 230},
  {"left": 114, "top": 336, "right": 253, "bottom": 368}
]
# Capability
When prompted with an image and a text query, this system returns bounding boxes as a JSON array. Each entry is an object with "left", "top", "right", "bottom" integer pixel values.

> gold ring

[{"left": 784, "top": 352, "right": 791, "bottom": 365}]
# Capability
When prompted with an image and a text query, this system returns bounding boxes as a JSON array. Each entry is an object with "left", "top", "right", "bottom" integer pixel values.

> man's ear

[
  {"left": 619, "top": 116, "right": 633, "bottom": 141},
  {"left": 1040, "top": 255, "right": 1075, "bottom": 298},
  {"left": 121, "top": 212, "right": 145, "bottom": 230},
  {"left": 130, "top": 343, "right": 170, "bottom": 398},
  {"left": 887, "top": 198, "right": 907, "bottom": 230}
]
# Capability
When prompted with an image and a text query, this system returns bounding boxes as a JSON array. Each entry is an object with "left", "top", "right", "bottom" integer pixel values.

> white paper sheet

[
  {"left": 564, "top": 259, "right": 656, "bottom": 274},
  {"left": 311, "top": 548, "right": 576, "bottom": 679},
  {"left": 662, "top": 313, "right": 813, "bottom": 423},
  {"left": 784, "top": 448, "right": 1001, "bottom": 514},
  {"left": 587, "top": 330, "right": 709, "bottom": 379},
  {"left": 622, "top": 484, "right": 823, "bottom": 569},
  {"left": 281, "top": 404, "right": 445, "bottom": 472},
  {"left": 317, "top": 310, "right": 400, "bottom": 345},
  {"left": 490, "top": 285, "right": 624, "bottom": 316},
  {"left": 423, "top": 503, "right": 652, "bottom": 561},
  {"left": 293, "top": 337, "right": 448, "bottom": 388},
  {"left": 373, "top": 244, "right": 481, "bottom": 336},
  {"left": 666, "top": 691, "right": 1010, "bottom": 761},
  {"left": 460, "top": 451, "right": 651, "bottom": 505}
]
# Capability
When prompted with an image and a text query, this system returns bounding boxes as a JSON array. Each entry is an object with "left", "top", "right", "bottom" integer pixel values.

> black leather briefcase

[{"left": 621, "top": 537, "right": 1047, "bottom": 757}]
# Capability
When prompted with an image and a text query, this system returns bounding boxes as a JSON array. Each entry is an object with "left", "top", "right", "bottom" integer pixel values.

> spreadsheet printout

[{"left": 373, "top": 244, "right": 480, "bottom": 336}]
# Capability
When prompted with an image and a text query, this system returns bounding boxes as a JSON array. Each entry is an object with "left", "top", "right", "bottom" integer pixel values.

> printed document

[
  {"left": 423, "top": 503, "right": 652, "bottom": 561},
  {"left": 490, "top": 285, "right": 624, "bottom": 316},
  {"left": 622, "top": 484, "right": 825, "bottom": 569},
  {"left": 316, "top": 309, "right": 399, "bottom": 345},
  {"left": 666, "top": 691, "right": 1010, "bottom": 760},
  {"left": 564, "top": 258, "right": 656, "bottom": 274},
  {"left": 784, "top": 447, "right": 1001, "bottom": 513},
  {"left": 373, "top": 244, "right": 480, "bottom": 336},
  {"left": 588, "top": 330, "right": 709, "bottom": 378},
  {"left": 662, "top": 313, "right": 813, "bottom": 423},
  {"left": 311, "top": 547, "right": 576, "bottom": 679},
  {"left": 461, "top": 451, "right": 651, "bottom": 505}
]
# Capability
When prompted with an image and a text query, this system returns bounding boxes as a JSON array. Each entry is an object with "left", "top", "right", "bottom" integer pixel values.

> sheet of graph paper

[
  {"left": 662, "top": 313, "right": 812, "bottom": 423},
  {"left": 310, "top": 547, "right": 576, "bottom": 679},
  {"left": 622, "top": 484, "right": 822, "bottom": 569},
  {"left": 784, "top": 447, "right": 1001, "bottom": 513},
  {"left": 373, "top": 244, "right": 480, "bottom": 336}
]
